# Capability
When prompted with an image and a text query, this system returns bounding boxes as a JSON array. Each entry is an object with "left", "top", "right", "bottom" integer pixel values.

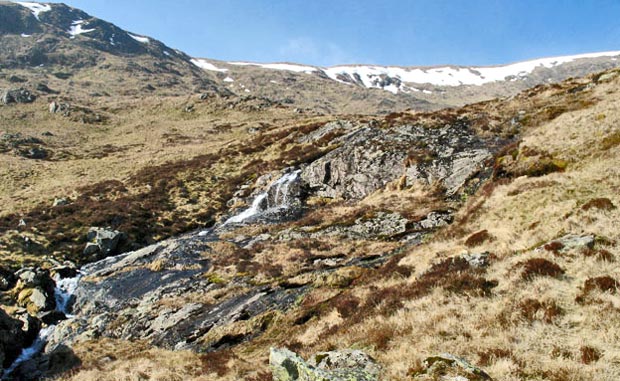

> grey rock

[
  {"left": 50, "top": 230, "right": 306, "bottom": 352},
  {"left": 297, "top": 120, "right": 355, "bottom": 144},
  {"left": 302, "top": 122, "right": 495, "bottom": 200},
  {"left": 538, "top": 234, "right": 595, "bottom": 253},
  {"left": 36, "top": 83, "right": 59, "bottom": 94},
  {"left": 413, "top": 353, "right": 492, "bottom": 380},
  {"left": 30, "top": 288, "right": 51, "bottom": 311},
  {"left": 270, "top": 348, "right": 379, "bottom": 381},
  {"left": 52, "top": 197, "right": 70, "bottom": 207},
  {"left": 2, "top": 88, "right": 36, "bottom": 104},
  {"left": 416, "top": 211, "right": 453, "bottom": 230},
  {"left": 279, "top": 212, "right": 408, "bottom": 241},
  {"left": 462, "top": 252, "right": 491, "bottom": 268},
  {"left": 83, "top": 227, "right": 125, "bottom": 259},
  {"left": 309, "top": 349, "right": 381, "bottom": 377}
]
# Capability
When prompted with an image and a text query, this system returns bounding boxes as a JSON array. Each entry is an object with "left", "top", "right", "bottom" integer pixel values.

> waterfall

[
  {"left": 223, "top": 170, "right": 301, "bottom": 225},
  {"left": 2, "top": 272, "right": 81, "bottom": 380}
]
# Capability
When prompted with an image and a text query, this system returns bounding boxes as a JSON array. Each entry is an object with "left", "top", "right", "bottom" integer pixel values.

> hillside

[{"left": 1, "top": 2, "right": 620, "bottom": 381}]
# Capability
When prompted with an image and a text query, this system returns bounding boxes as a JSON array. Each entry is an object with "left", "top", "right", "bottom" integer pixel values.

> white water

[
  {"left": 223, "top": 170, "right": 301, "bottom": 225},
  {"left": 224, "top": 193, "right": 268, "bottom": 224},
  {"left": 269, "top": 170, "right": 300, "bottom": 208},
  {"left": 2, "top": 273, "right": 81, "bottom": 379}
]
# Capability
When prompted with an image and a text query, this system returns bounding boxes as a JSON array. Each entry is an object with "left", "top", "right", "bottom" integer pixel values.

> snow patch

[
  {"left": 223, "top": 77, "right": 234, "bottom": 82},
  {"left": 325, "top": 51, "right": 620, "bottom": 90},
  {"left": 191, "top": 58, "right": 228, "bottom": 72},
  {"left": 68, "top": 20, "right": 95, "bottom": 38},
  {"left": 20, "top": 33, "right": 31, "bottom": 38},
  {"left": 15, "top": 2, "right": 51, "bottom": 20},
  {"left": 163, "top": 51, "right": 171, "bottom": 56},
  {"left": 229, "top": 62, "right": 318, "bottom": 74},
  {"left": 128, "top": 33, "right": 149, "bottom": 43}
]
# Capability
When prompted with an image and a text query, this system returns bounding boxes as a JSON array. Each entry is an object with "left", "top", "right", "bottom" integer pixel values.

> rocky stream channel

[{"left": 1, "top": 119, "right": 504, "bottom": 380}]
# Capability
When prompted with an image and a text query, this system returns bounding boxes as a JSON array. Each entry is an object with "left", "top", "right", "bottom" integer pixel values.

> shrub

[
  {"left": 581, "top": 198, "right": 616, "bottom": 211},
  {"left": 520, "top": 258, "right": 565, "bottom": 280},
  {"left": 580, "top": 346, "right": 602, "bottom": 364},
  {"left": 543, "top": 241, "right": 565, "bottom": 254},
  {"left": 464, "top": 230, "right": 491, "bottom": 247},
  {"left": 519, "top": 298, "right": 563, "bottom": 323},
  {"left": 583, "top": 276, "right": 618, "bottom": 294}
]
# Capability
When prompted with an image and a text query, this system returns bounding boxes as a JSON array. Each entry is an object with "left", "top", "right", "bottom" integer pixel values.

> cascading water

[
  {"left": 223, "top": 170, "right": 301, "bottom": 225},
  {"left": 2, "top": 273, "right": 81, "bottom": 380}
]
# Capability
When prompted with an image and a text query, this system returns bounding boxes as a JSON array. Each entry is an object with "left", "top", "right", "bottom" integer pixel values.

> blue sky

[{"left": 45, "top": 0, "right": 620, "bottom": 67}]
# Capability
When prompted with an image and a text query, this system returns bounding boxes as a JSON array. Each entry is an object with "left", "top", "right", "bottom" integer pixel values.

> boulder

[
  {"left": 14, "top": 268, "right": 57, "bottom": 314},
  {"left": 309, "top": 349, "right": 381, "bottom": 376},
  {"left": 270, "top": 348, "right": 379, "bottom": 381},
  {"left": 1, "top": 88, "right": 36, "bottom": 104},
  {"left": 412, "top": 353, "right": 492, "bottom": 381},
  {"left": 542, "top": 234, "right": 595, "bottom": 252},
  {"left": 39, "top": 310, "right": 67, "bottom": 326},
  {"left": 83, "top": 227, "right": 125, "bottom": 259},
  {"left": 52, "top": 198, "right": 70, "bottom": 207},
  {"left": 48, "top": 101, "right": 70, "bottom": 115}
]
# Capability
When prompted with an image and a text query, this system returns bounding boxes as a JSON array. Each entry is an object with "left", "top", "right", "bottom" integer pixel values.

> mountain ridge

[{"left": 3, "top": 1, "right": 620, "bottom": 113}]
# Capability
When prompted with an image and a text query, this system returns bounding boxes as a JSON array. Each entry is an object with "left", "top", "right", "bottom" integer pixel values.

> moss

[{"left": 601, "top": 131, "right": 620, "bottom": 150}]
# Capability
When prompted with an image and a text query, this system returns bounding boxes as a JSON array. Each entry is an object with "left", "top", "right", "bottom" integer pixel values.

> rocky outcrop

[
  {"left": 49, "top": 230, "right": 306, "bottom": 352},
  {"left": 301, "top": 122, "right": 496, "bottom": 200},
  {"left": 270, "top": 348, "right": 380, "bottom": 381},
  {"left": 412, "top": 353, "right": 492, "bottom": 380},
  {"left": 0, "top": 133, "right": 48, "bottom": 160},
  {"left": 280, "top": 211, "right": 408, "bottom": 241},
  {"left": 538, "top": 234, "right": 595, "bottom": 253},
  {"left": 1, "top": 88, "right": 36, "bottom": 104}
]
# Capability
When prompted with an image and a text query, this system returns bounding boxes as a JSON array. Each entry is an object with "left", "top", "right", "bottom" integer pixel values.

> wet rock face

[
  {"left": 302, "top": 122, "right": 496, "bottom": 200},
  {"left": 226, "top": 169, "right": 304, "bottom": 225},
  {"left": 50, "top": 231, "right": 306, "bottom": 352},
  {"left": 270, "top": 348, "right": 380, "bottom": 381}
]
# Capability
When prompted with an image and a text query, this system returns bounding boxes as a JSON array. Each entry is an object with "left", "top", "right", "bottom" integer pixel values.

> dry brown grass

[{"left": 19, "top": 70, "right": 620, "bottom": 381}]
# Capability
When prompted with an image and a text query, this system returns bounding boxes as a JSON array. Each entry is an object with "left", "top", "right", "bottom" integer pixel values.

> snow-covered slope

[{"left": 194, "top": 51, "right": 620, "bottom": 94}]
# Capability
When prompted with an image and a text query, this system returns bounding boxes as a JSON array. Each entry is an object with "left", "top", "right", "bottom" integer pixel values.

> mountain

[
  {"left": 2, "top": 1, "right": 620, "bottom": 113},
  {"left": 194, "top": 51, "right": 620, "bottom": 111},
  {"left": 0, "top": 0, "right": 223, "bottom": 97},
  {"left": 1, "top": 2, "right": 620, "bottom": 381}
]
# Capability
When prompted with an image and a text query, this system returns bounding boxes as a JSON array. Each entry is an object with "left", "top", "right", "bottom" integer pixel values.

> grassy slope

[
  {"left": 0, "top": 67, "right": 618, "bottom": 380},
  {"left": 51, "top": 70, "right": 620, "bottom": 381}
]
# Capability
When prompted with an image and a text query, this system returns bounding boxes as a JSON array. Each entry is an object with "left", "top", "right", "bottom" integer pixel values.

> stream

[{"left": 2, "top": 273, "right": 82, "bottom": 380}]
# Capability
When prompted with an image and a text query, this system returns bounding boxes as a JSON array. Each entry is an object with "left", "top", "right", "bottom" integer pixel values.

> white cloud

[{"left": 278, "top": 37, "right": 351, "bottom": 66}]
